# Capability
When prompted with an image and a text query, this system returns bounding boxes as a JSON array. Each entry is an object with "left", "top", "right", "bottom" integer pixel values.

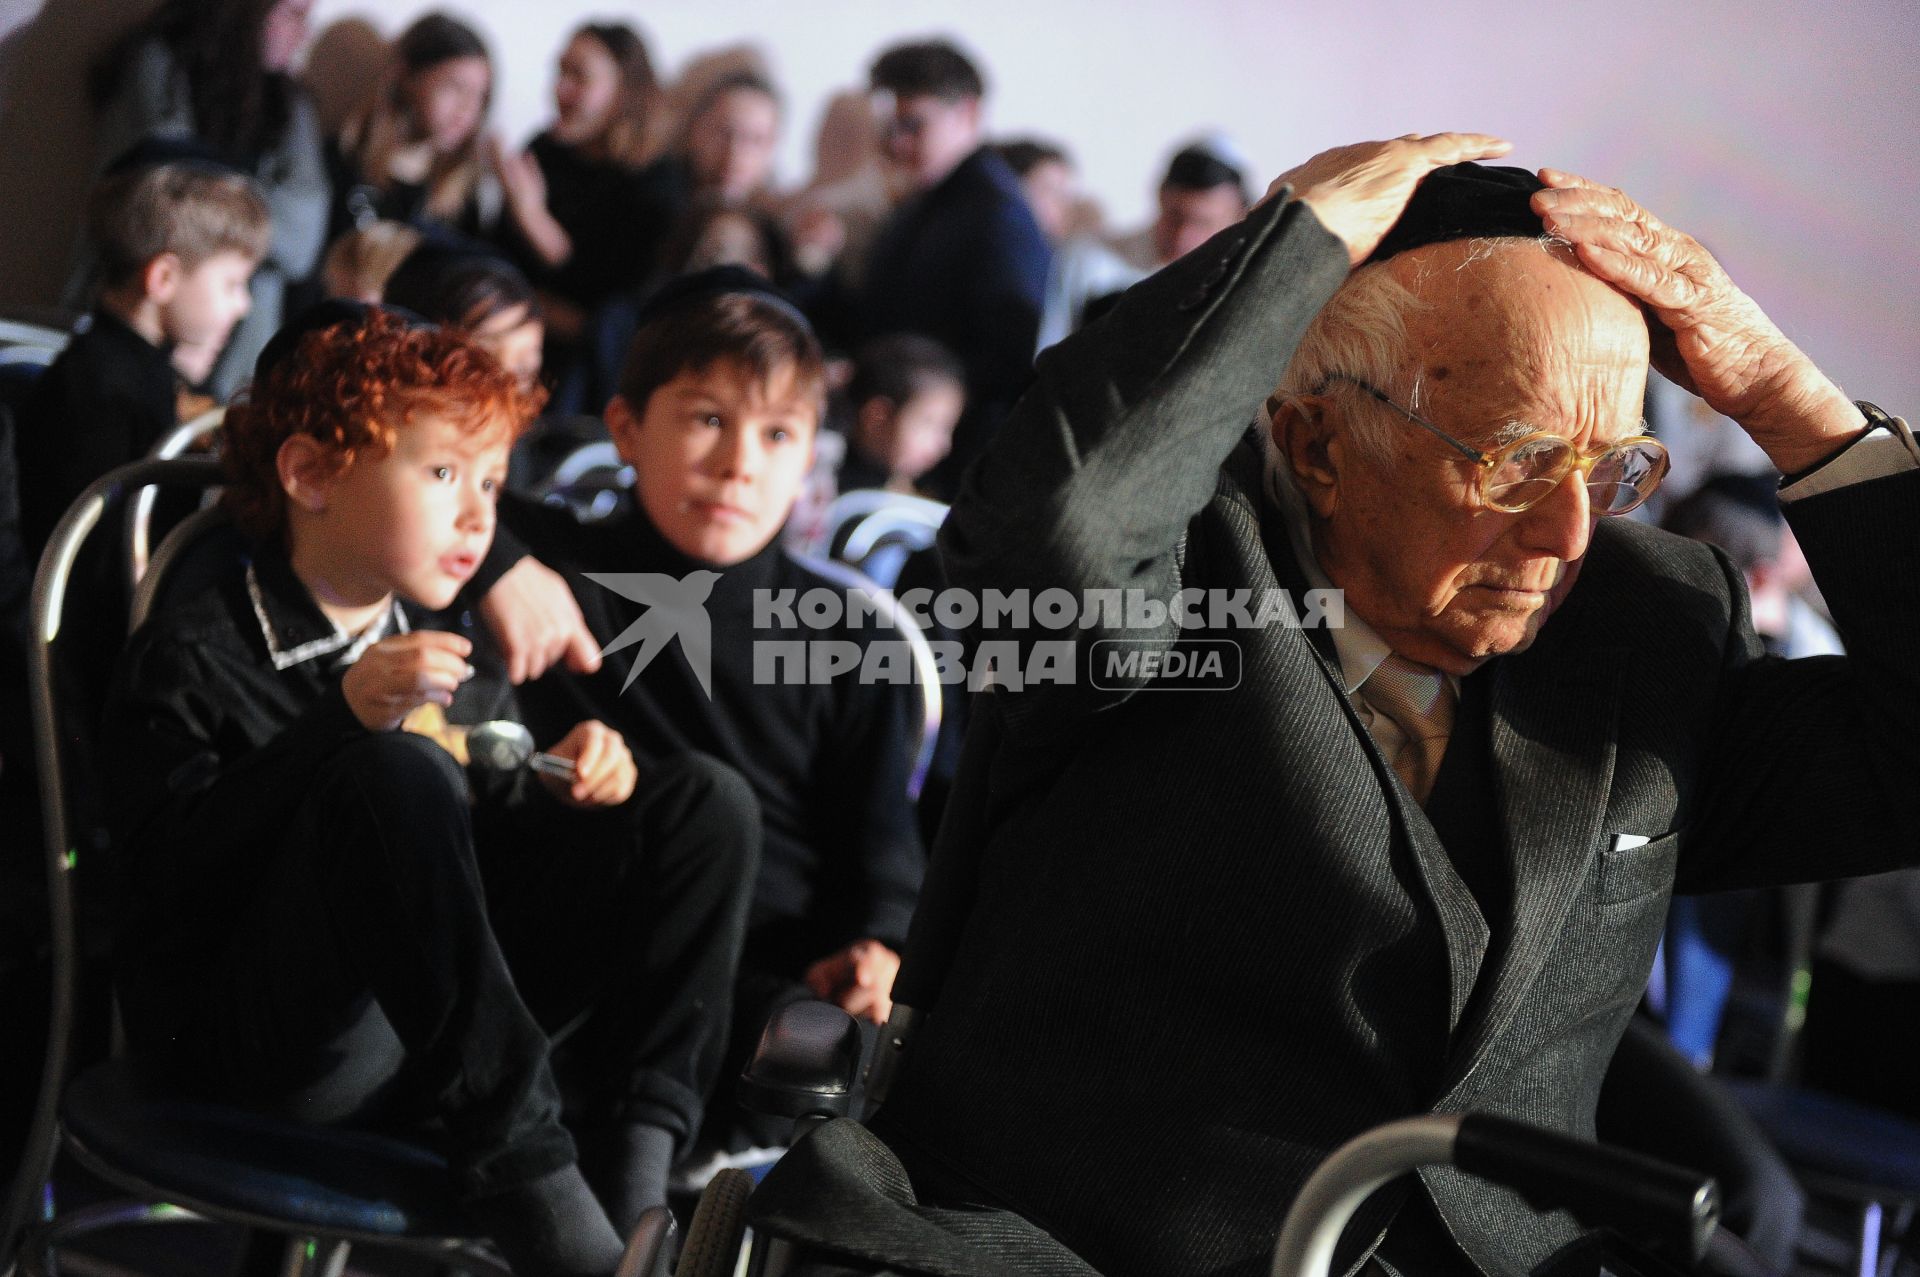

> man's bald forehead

[{"left": 1386, "top": 238, "right": 1645, "bottom": 348}]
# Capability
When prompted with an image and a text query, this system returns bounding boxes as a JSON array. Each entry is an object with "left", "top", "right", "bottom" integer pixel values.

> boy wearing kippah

[
  {"left": 498, "top": 269, "right": 928, "bottom": 1159},
  {"left": 105, "top": 310, "right": 758, "bottom": 1275}
]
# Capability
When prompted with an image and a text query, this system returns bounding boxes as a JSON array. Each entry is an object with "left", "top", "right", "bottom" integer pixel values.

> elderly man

[{"left": 752, "top": 134, "right": 1920, "bottom": 1276}]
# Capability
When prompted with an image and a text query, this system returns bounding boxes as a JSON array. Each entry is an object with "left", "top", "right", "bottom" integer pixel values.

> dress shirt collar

[{"left": 245, "top": 541, "right": 408, "bottom": 671}]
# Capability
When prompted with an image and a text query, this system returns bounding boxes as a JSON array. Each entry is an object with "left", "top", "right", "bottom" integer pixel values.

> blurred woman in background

[
  {"left": 328, "top": 12, "right": 498, "bottom": 244},
  {"left": 494, "top": 23, "right": 668, "bottom": 342},
  {"left": 81, "top": 0, "right": 330, "bottom": 398}
]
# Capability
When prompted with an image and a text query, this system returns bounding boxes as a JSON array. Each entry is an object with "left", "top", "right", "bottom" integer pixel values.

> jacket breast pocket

[{"left": 1599, "top": 831, "right": 1681, "bottom": 906}]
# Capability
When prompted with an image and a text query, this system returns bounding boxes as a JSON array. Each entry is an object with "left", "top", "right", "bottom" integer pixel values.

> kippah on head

[
  {"left": 252, "top": 299, "right": 429, "bottom": 384},
  {"left": 1362, "top": 162, "right": 1547, "bottom": 266},
  {"left": 632, "top": 265, "right": 812, "bottom": 335},
  {"left": 103, "top": 135, "right": 243, "bottom": 179}
]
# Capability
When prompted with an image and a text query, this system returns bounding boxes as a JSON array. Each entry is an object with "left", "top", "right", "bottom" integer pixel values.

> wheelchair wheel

[{"left": 677, "top": 1167, "right": 753, "bottom": 1277}]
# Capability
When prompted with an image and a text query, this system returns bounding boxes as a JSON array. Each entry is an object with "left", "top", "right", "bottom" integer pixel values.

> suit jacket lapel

[
  {"left": 1438, "top": 635, "right": 1624, "bottom": 1100},
  {"left": 1245, "top": 457, "right": 1491, "bottom": 1038}
]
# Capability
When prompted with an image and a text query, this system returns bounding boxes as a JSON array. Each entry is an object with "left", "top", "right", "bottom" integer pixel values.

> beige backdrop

[{"left": 3, "top": 0, "right": 1916, "bottom": 409}]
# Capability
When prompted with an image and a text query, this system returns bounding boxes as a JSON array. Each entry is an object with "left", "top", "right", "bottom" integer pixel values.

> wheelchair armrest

[{"left": 737, "top": 1001, "right": 863, "bottom": 1121}]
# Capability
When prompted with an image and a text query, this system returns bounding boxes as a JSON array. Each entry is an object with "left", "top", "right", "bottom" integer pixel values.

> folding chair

[
  {"left": 0, "top": 316, "right": 69, "bottom": 370},
  {"left": 802, "top": 490, "right": 947, "bottom": 591},
  {"left": 0, "top": 457, "right": 523, "bottom": 1277},
  {"left": 535, "top": 440, "right": 635, "bottom": 524},
  {"left": 127, "top": 408, "right": 223, "bottom": 589},
  {"left": 789, "top": 555, "right": 943, "bottom": 801}
]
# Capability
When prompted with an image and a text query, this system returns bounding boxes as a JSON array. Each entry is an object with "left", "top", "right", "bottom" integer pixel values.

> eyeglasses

[{"left": 1314, "top": 374, "right": 1670, "bottom": 516}]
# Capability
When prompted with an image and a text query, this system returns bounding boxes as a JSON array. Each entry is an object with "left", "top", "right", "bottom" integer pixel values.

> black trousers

[{"left": 136, "top": 732, "right": 759, "bottom": 1197}]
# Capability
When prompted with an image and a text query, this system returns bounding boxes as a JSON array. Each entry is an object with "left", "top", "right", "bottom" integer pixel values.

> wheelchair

[
  {"left": 684, "top": 996, "right": 1722, "bottom": 1277},
  {"left": 679, "top": 692, "right": 1730, "bottom": 1277}
]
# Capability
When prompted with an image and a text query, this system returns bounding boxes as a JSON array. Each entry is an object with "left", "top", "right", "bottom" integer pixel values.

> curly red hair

[{"left": 222, "top": 310, "right": 545, "bottom": 540}]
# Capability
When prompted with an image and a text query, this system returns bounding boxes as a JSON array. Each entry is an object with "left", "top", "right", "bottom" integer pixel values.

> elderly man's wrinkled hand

[
  {"left": 479, "top": 555, "right": 603, "bottom": 684},
  {"left": 1532, "top": 170, "right": 1863, "bottom": 473},
  {"left": 1272, "top": 133, "right": 1512, "bottom": 267}
]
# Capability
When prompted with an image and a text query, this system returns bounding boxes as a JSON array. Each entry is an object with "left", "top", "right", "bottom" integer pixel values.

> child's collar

[{"left": 244, "top": 543, "right": 408, "bottom": 672}]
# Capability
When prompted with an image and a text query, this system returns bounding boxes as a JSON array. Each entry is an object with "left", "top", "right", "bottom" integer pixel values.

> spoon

[{"left": 465, "top": 720, "right": 578, "bottom": 780}]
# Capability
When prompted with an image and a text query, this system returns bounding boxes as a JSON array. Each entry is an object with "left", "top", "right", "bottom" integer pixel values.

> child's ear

[
  {"left": 143, "top": 252, "right": 183, "bottom": 304},
  {"left": 277, "top": 436, "right": 336, "bottom": 515},
  {"left": 854, "top": 396, "right": 894, "bottom": 444},
  {"left": 606, "top": 395, "right": 642, "bottom": 465}
]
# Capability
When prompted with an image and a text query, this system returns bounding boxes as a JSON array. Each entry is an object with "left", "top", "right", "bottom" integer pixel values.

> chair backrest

[
  {"left": 0, "top": 316, "right": 70, "bottom": 370},
  {"left": 804, "top": 489, "right": 947, "bottom": 561},
  {"left": 129, "top": 408, "right": 224, "bottom": 588},
  {"left": 789, "top": 554, "right": 943, "bottom": 801},
  {"left": 535, "top": 440, "right": 634, "bottom": 524},
  {"left": 839, "top": 503, "right": 946, "bottom": 591},
  {"left": 0, "top": 456, "right": 226, "bottom": 1264}
]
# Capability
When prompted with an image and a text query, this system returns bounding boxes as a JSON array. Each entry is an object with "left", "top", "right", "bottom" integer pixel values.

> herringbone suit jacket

[{"left": 755, "top": 191, "right": 1920, "bottom": 1277}]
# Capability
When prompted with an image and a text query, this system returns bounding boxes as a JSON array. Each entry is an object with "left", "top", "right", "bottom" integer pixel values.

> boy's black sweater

[
  {"left": 15, "top": 309, "right": 178, "bottom": 554},
  {"left": 498, "top": 495, "right": 926, "bottom": 972}
]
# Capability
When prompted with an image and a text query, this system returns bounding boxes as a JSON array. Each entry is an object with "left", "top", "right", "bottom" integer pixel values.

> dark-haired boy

[
  {"left": 105, "top": 310, "right": 758, "bottom": 1274},
  {"left": 497, "top": 270, "right": 928, "bottom": 1154}
]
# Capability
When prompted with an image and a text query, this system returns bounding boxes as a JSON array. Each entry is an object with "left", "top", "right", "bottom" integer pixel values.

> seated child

[
  {"left": 17, "top": 148, "right": 268, "bottom": 554},
  {"left": 15, "top": 149, "right": 270, "bottom": 850},
  {"left": 837, "top": 333, "right": 965, "bottom": 495},
  {"left": 103, "top": 307, "right": 759, "bottom": 1275},
  {"left": 497, "top": 268, "right": 928, "bottom": 1154}
]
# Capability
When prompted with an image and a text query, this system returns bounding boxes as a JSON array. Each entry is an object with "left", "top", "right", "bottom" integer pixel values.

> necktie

[{"left": 1362, "top": 653, "right": 1457, "bottom": 804}]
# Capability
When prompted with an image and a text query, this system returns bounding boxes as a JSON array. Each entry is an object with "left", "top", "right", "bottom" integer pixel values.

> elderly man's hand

[
  {"left": 1532, "top": 170, "right": 1864, "bottom": 474},
  {"left": 1270, "top": 133, "right": 1512, "bottom": 266},
  {"left": 479, "top": 556, "right": 603, "bottom": 684}
]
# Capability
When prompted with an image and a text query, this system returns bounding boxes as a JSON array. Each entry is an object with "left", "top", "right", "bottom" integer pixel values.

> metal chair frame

[
  {"left": 803, "top": 490, "right": 945, "bottom": 560},
  {"left": 127, "top": 409, "right": 223, "bottom": 589},
  {"left": 789, "top": 554, "right": 943, "bottom": 801},
  {"left": 0, "top": 318, "right": 69, "bottom": 369}
]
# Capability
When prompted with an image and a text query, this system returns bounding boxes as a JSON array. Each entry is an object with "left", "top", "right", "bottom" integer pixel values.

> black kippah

[
  {"left": 631, "top": 266, "right": 812, "bottom": 334},
  {"left": 102, "top": 135, "right": 244, "bottom": 179},
  {"left": 1363, "top": 162, "right": 1547, "bottom": 266},
  {"left": 251, "top": 299, "right": 430, "bottom": 383}
]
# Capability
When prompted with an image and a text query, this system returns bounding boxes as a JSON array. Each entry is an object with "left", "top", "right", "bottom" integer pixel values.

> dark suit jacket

[
  {"left": 754, "top": 192, "right": 1920, "bottom": 1276},
  {"left": 856, "top": 146, "right": 1052, "bottom": 494}
]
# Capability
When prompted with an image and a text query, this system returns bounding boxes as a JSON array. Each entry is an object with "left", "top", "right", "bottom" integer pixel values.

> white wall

[{"left": 5, "top": 0, "right": 1918, "bottom": 408}]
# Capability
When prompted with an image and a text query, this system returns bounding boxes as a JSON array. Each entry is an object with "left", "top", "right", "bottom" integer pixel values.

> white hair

[{"left": 1260, "top": 234, "right": 1569, "bottom": 504}]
